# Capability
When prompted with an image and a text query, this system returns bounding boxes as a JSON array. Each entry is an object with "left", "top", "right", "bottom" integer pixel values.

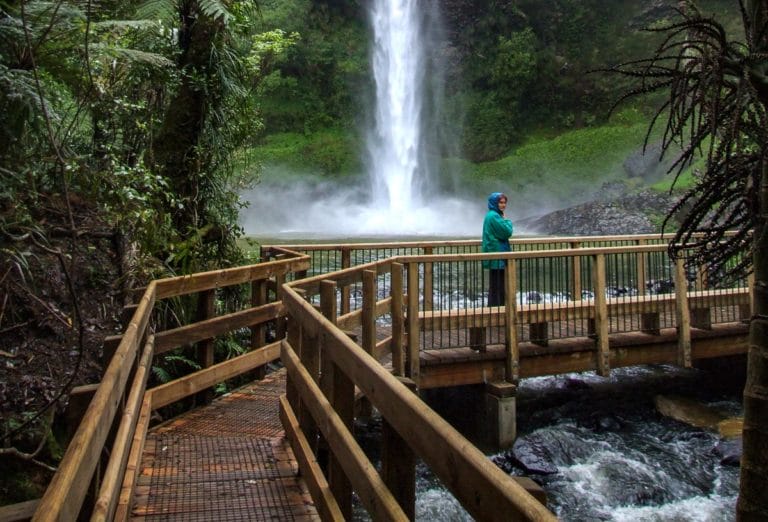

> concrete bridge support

[{"left": 485, "top": 381, "right": 517, "bottom": 449}]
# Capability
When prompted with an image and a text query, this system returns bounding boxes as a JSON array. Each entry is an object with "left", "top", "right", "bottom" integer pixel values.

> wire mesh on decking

[{"left": 131, "top": 370, "right": 319, "bottom": 521}]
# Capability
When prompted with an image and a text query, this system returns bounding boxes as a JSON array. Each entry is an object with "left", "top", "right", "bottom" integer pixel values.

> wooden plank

[
  {"left": 149, "top": 342, "right": 281, "bottom": 409},
  {"left": 0, "top": 499, "right": 39, "bottom": 522},
  {"left": 279, "top": 396, "right": 344, "bottom": 522},
  {"left": 416, "top": 288, "right": 750, "bottom": 330},
  {"left": 281, "top": 342, "right": 408, "bottom": 521},
  {"left": 504, "top": 259, "right": 519, "bottom": 382},
  {"left": 337, "top": 296, "right": 392, "bottom": 331},
  {"left": 153, "top": 257, "right": 309, "bottom": 299},
  {"left": 593, "top": 254, "right": 610, "bottom": 376},
  {"left": 92, "top": 336, "right": 155, "bottom": 521},
  {"left": 154, "top": 302, "right": 284, "bottom": 354},
  {"left": 416, "top": 325, "right": 749, "bottom": 388},
  {"left": 675, "top": 258, "right": 692, "bottom": 368},
  {"left": 390, "top": 263, "right": 405, "bottom": 376},
  {"left": 393, "top": 243, "right": 671, "bottom": 265},
  {"left": 265, "top": 231, "right": 728, "bottom": 255},
  {"left": 113, "top": 396, "right": 151, "bottom": 522},
  {"left": 33, "top": 283, "right": 157, "bottom": 522},
  {"left": 407, "top": 263, "right": 420, "bottom": 381}
]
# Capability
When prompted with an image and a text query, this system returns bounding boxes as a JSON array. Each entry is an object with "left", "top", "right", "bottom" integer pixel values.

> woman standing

[{"left": 482, "top": 192, "right": 514, "bottom": 306}]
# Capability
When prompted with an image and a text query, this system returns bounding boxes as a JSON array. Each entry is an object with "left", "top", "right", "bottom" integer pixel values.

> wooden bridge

[{"left": 20, "top": 234, "right": 750, "bottom": 521}]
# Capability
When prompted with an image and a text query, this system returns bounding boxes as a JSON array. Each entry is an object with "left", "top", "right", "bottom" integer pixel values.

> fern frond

[
  {"left": 89, "top": 42, "right": 174, "bottom": 67},
  {"left": 198, "top": 0, "right": 232, "bottom": 25},
  {"left": 134, "top": 0, "right": 175, "bottom": 25}
]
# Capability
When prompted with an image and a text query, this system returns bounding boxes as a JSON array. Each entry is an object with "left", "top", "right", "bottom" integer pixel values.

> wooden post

[
  {"left": 340, "top": 248, "right": 351, "bottom": 315},
  {"left": 251, "top": 278, "right": 268, "bottom": 380},
  {"left": 407, "top": 262, "right": 420, "bottom": 382},
  {"left": 504, "top": 259, "right": 519, "bottom": 383},
  {"left": 485, "top": 381, "right": 517, "bottom": 449},
  {"left": 381, "top": 377, "right": 417, "bottom": 520},
  {"left": 275, "top": 273, "right": 287, "bottom": 340},
  {"left": 641, "top": 312, "right": 661, "bottom": 335},
  {"left": 571, "top": 242, "right": 582, "bottom": 300},
  {"left": 741, "top": 272, "right": 756, "bottom": 321},
  {"left": 299, "top": 291, "right": 320, "bottom": 447},
  {"left": 423, "top": 246, "right": 434, "bottom": 311},
  {"left": 101, "top": 334, "right": 122, "bottom": 369},
  {"left": 675, "top": 257, "right": 692, "bottom": 368},
  {"left": 64, "top": 384, "right": 99, "bottom": 442},
  {"left": 318, "top": 281, "right": 337, "bottom": 476},
  {"left": 362, "top": 270, "right": 377, "bottom": 358},
  {"left": 195, "top": 289, "right": 216, "bottom": 404},
  {"left": 390, "top": 263, "right": 406, "bottom": 377},
  {"left": 695, "top": 263, "right": 707, "bottom": 291},
  {"left": 285, "top": 316, "right": 302, "bottom": 412},
  {"left": 359, "top": 270, "right": 377, "bottom": 417},
  {"left": 593, "top": 254, "right": 610, "bottom": 376},
  {"left": 636, "top": 239, "right": 647, "bottom": 296},
  {"left": 331, "top": 351, "right": 355, "bottom": 519}
]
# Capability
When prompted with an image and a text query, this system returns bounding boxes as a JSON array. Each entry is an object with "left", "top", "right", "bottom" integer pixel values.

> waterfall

[
  {"left": 241, "top": 0, "right": 484, "bottom": 238},
  {"left": 367, "top": 0, "right": 427, "bottom": 214}
]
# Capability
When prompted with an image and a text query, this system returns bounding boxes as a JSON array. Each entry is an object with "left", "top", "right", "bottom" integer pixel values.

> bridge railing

[
  {"left": 279, "top": 238, "right": 750, "bottom": 519},
  {"left": 32, "top": 250, "right": 310, "bottom": 522},
  {"left": 280, "top": 276, "right": 558, "bottom": 521},
  {"left": 263, "top": 232, "right": 730, "bottom": 314}
]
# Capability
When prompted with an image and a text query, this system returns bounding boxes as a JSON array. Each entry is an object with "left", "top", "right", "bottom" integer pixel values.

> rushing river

[{"left": 354, "top": 362, "right": 744, "bottom": 521}]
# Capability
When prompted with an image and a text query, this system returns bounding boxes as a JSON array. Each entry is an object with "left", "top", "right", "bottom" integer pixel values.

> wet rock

[
  {"left": 511, "top": 437, "right": 559, "bottom": 475},
  {"left": 564, "top": 377, "right": 591, "bottom": 391},
  {"left": 714, "top": 438, "right": 742, "bottom": 467},
  {"left": 519, "top": 187, "right": 681, "bottom": 236},
  {"left": 595, "top": 415, "right": 623, "bottom": 432}
]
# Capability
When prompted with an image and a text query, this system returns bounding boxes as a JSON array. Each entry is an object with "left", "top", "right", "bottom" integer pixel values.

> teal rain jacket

[{"left": 482, "top": 192, "right": 514, "bottom": 269}]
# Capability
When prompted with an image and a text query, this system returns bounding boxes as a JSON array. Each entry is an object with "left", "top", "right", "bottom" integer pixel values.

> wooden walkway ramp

[{"left": 130, "top": 370, "right": 319, "bottom": 521}]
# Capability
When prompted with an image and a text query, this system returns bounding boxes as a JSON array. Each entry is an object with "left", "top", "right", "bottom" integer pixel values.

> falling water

[{"left": 367, "top": 0, "right": 427, "bottom": 214}]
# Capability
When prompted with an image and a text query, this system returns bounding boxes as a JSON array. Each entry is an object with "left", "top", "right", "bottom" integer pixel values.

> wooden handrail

[
  {"left": 281, "top": 285, "right": 558, "bottom": 521},
  {"left": 34, "top": 252, "right": 310, "bottom": 521},
  {"left": 264, "top": 230, "right": 737, "bottom": 252},
  {"left": 34, "top": 283, "right": 157, "bottom": 522}
]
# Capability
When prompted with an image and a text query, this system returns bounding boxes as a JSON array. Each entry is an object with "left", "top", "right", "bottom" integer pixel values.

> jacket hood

[{"left": 487, "top": 192, "right": 506, "bottom": 214}]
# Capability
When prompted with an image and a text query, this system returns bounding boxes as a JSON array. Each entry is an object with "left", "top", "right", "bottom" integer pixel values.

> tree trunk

[
  {"left": 737, "top": 2, "right": 768, "bottom": 519},
  {"left": 150, "top": 2, "right": 223, "bottom": 236}
]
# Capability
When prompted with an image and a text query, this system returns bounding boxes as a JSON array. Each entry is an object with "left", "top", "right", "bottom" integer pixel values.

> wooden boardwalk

[{"left": 130, "top": 370, "right": 319, "bottom": 521}]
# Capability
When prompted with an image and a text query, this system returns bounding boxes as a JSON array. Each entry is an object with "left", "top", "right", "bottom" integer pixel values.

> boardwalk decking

[{"left": 131, "top": 370, "right": 319, "bottom": 521}]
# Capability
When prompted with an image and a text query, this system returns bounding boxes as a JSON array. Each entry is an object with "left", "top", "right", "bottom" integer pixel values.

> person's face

[{"left": 498, "top": 198, "right": 507, "bottom": 212}]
